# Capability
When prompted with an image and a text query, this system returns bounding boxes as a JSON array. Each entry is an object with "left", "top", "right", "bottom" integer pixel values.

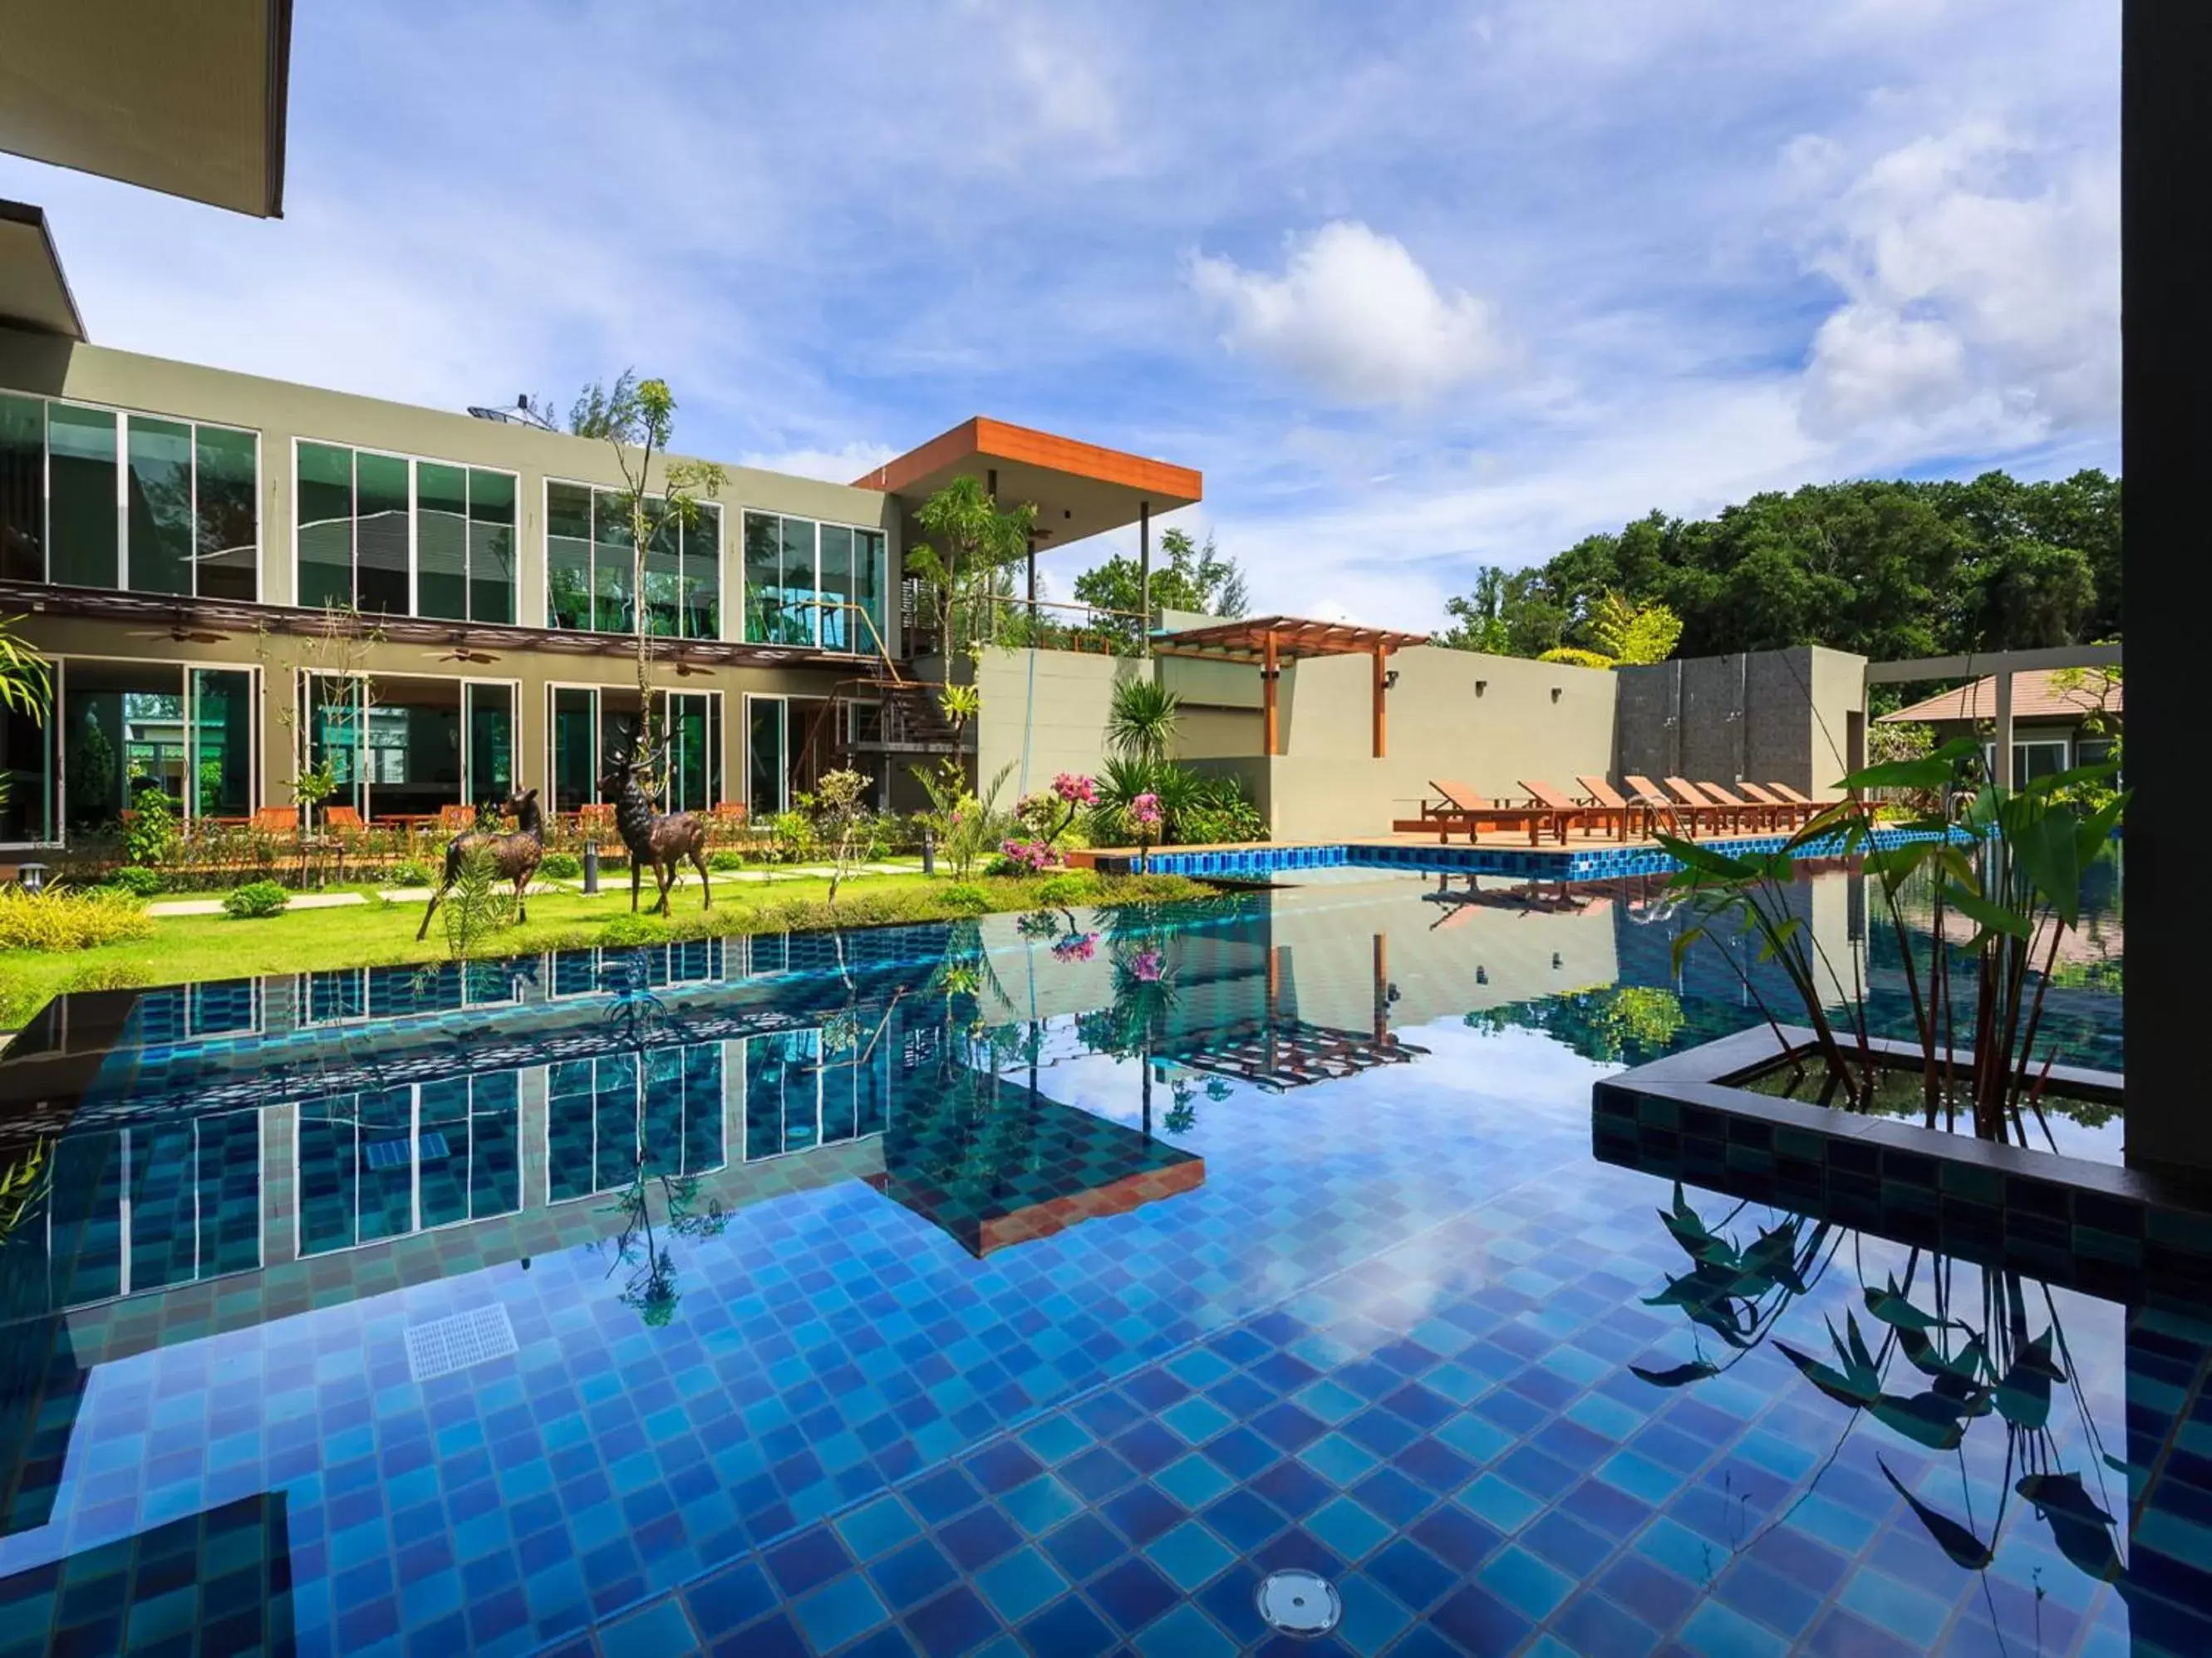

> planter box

[{"left": 1592, "top": 1025, "right": 2212, "bottom": 1306}]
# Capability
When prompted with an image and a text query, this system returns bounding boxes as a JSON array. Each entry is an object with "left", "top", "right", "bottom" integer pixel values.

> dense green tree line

[{"left": 1437, "top": 470, "right": 2121, "bottom": 663}]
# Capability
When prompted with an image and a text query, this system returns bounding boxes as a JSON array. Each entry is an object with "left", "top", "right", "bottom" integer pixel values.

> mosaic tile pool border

[
  {"left": 1592, "top": 1025, "right": 2212, "bottom": 1306},
  {"left": 1092, "top": 824, "right": 1968, "bottom": 882}
]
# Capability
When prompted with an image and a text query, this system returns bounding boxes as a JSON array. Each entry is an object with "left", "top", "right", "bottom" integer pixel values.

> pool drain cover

[{"left": 1256, "top": 1569, "right": 1341, "bottom": 1637}]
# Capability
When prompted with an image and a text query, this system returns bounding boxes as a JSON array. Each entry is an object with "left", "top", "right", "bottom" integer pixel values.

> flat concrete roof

[
  {"left": 0, "top": 200, "right": 85, "bottom": 340},
  {"left": 0, "top": 0, "right": 292, "bottom": 218},
  {"left": 854, "top": 416, "right": 1202, "bottom": 552}
]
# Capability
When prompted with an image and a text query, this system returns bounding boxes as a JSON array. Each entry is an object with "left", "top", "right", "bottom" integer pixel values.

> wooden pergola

[{"left": 1154, "top": 615, "right": 1432, "bottom": 758}]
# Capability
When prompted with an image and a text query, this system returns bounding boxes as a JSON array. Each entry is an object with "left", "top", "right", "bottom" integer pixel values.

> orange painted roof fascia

[{"left": 853, "top": 416, "right": 1202, "bottom": 503}]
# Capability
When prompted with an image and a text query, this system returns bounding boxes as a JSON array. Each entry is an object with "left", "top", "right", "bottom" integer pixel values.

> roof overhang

[
  {"left": 854, "top": 416, "right": 1201, "bottom": 553},
  {"left": 0, "top": 0, "right": 292, "bottom": 218},
  {"left": 1155, "top": 614, "right": 1433, "bottom": 662},
  {"left": 0, "top": 200, "right": 86, "bottom": 340}
]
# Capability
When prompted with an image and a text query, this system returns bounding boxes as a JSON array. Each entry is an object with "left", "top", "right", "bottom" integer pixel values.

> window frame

[
  {"left": 288, "top": 435, "right": 520, "bottom": 622},
  {"left": 0, "top": 389, "right": 262, "bottom": 598},
  {"left": 738, "top": 508, "right": 889, "bottom": 653},
  {"left": 541, "top": 476, "right": 723, "bottom": 640},
  {"left": 297, "top": 666, "right": 523, "bottom": 822}
]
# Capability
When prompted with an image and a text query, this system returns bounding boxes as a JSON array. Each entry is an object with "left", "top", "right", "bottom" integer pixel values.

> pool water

[{"left": 0, "top": 861, "right": 2185, "bottom": 1658}]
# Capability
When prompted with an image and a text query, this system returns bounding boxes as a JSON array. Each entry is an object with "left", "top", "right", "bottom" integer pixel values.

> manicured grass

[{"left": 0, "top": 868, "right": 1212, "bottom": 1029}]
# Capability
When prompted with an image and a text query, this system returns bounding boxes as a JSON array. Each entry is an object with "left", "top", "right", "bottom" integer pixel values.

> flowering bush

[
  {"left": 1014, "top": 771, "right": 1098, "bottom": 854},
  {"left": 1130, "top": 947, "right": 1165, "bottom": 982},
  {"left": 1130, "top": 793, "right": 1162, "bottom": 831},
  {"left": 992, "top": 838, "right": 1062, "bottom": 875},
  {"left": 1054, "top": 772, "right": 1098, "bottom": 807},
  {"left": 1052, "top": 931, "right": 1098, "bottom": 962}
]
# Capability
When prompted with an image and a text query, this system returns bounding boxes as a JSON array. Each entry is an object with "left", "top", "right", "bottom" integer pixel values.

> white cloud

[
  {"left": 1797, "top": 121, "right": 2118, "bottom": 444},
  {"left": 1187, "top": 222, "right": 1514, "bottom": 407},
  {"left": 737, "top": 441, "right": 899, "bottom": 485}
]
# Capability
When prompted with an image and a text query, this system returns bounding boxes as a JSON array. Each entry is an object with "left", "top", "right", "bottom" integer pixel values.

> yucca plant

[{"left": 1659, "top": 737, "right": 2126, "bottom": 1146}]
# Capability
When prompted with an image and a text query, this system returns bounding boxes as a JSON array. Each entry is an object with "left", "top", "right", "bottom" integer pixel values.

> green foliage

[
  {"left": 811, "top": 766, "right": 873, "bottom": 903},
  {"left": 938, "top": 882, "right": 990, "bottom": 914},
  {"left": 1663, "top": 738, "right": 2126, "bottom": 1144},
  {"left": 1034, "top": 871, "right": 1095, "bottom": 907},
  {"left": 938, "top": 682, "right": 981, "bottom": 735},
  {"left": 907, "top": 475, "right": 1038, "bottom": 656},
  {"left": 106, "top": 866, "right": 162, "bottom": 898},
  {"left": 221, "top": 880, "right": 290, "bottom": 920},
  {"left": 539, "top": 850, "right": 584, "bottom": 879},
  {"left": 1437, "top": 470, "right": 2120, "bottom": 661},
  {"left": 290, "top": 761, "right": 336, "bottom": 809},
  {"left": 911, "top": 760, "right": 1015, "bottom": 879},
  {"left": 1072, "top": 528, "right": 1250, "bottom": 647},
  {"left": 440, "top": 845, "right": 516, "bottom": 959},
  {"left": 1091, "top": 755, "right": 1263, "bottom": 845},
  {"left": 597, "top": 913, "right": 665, "bottom": 947},
  {"left": 1536, "top": 646, "right": 1616, "bottom": 670},
  {"left": 389, "top": 860, "right": 435, "bottom": 887},
  {"left": 769, "top": 809, "right": 818, "bottom": 863},
  {"left": 0, "top": 886, "right": 153, "bottom": 950},
  {"left": 71, "top": 711, "right": 115, "bottom": 820},
  {"left": 705, "top": 849, "right": 745, "bottom": 873},
  {"left": 123, "top": 786, "right": 178, "bottom": 866},
  {"left": 0, "top": 617, "right": 52, "bottom": 724},
  {"left": 1586, "top": 593, "right": 1683, "bottom": 664},
  {"left": 1106, "top": 676, "right": 1182, "bottom": 767}
]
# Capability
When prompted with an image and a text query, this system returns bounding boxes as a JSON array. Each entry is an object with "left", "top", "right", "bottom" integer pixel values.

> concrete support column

[
  {"left": 1372, "top": 647, "right": 1388, "bottom": 758},
  {"left": 1262, "top": 631, "right": 1280, "bottom": 756},
  {"left": 2120, "top": 0, "right": 2205, "bottom": 1178}
]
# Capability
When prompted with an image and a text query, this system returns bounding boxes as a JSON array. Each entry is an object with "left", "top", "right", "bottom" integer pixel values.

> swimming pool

[{"left": 1, "top": 860, "right": 2184, "bottom": 1656}]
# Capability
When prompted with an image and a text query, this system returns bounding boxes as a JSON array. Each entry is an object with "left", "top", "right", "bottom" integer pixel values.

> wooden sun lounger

[
  {"left": 1766, "top": 781, "right": 1825, "bottom": 811},
  {"left": 1663, "top": 777, "right": 1759, "bottom": 834},
  {"left": 1393, "top": 778, "right": 1565, "bottom": 845},
  {"left": 1624, "top": 775, "right": 1733, "bottom": 836},
  {"left": 1521, "top": 779, "right": 1632, "bottom": 841},
  {"left": 1575, "top": 775, "right": 1654, "bottom": 840},
  {"left": 1737, "top": 781, "right": 1818, "bottom": 828},
  {"left": 1693, "top": 781, "right": 1786, "bottom": 833}
]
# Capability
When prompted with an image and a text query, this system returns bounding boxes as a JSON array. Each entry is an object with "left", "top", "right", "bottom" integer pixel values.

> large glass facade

[
  {"left": 296, "top": 1073, "right": 522, "bottom": 1257},
  {"left": 61, "top": 661, "right": 255, "bottom": 831},
  {"left": 547, "top": 1045, "right": 724, "bottom": 1204},
  {"left": 0, "top": 392, "right": 258, "bottom": 596},
  {"left": 742, "top": 1026, "right": 890, "bottom": 1160},
  {"left": 305, "top": 673, "right": 513, "bottom": 820},
  {"left": 742, "top": 694, "right": 825, "bottom": 814},
  {"left": 741, "top": 510, "right": 886, "bottom": 650},
  {"left": 294, "top": 442, "right": 516, "bottom": 620},
  {"left": 548, "top": 686, "right": 721, "bottom": 812},
  {"left": 544, "top": 482, "right": 718, "bottom": 638}
]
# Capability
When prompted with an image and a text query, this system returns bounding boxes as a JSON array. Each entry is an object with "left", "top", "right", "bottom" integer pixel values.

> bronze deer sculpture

[
  {"left": 602, "top": 750, "right": 713, "bottom": 915},
  {"left": 415, "top": 788, "right": 546, "bottom": 940}
]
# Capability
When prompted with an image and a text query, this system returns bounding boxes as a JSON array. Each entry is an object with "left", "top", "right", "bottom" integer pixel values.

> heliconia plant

[{"left": 1658, "top": 736, "right": 2126, "bottom": 1145}]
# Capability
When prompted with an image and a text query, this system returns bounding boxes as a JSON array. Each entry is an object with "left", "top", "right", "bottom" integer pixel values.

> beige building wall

[
  {"left": 1806, "top": 644, "right": 1867, "bottom": 799},
  {"left": 973, "top": 646, "right": 1142, "bottom": 799}
]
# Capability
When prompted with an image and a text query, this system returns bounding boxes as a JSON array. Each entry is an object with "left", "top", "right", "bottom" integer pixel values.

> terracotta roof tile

[{"left": 1877, "top": 667, "right": 2122, "bottom": 724}]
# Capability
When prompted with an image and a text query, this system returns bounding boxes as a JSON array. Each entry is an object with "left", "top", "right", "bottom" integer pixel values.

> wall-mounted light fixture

[
  {"left": 1551, "top": 687, "right": 1564, "bottom": 703},
  {"left": 1383, "top": 669, "right": 1399, "bottom": 690},
  {"left": 1551, "top": 952, "right": 1563, "bottom": 970},
  {"left": 1474, "top": 680, "right": 1488, "bottom": 696}
]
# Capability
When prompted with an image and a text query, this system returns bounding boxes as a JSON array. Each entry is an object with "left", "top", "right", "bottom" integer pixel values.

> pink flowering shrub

[
  {"left": 1053, "top": 772, "right": 1099, "bottom": 807},
  {"left": 995, "top": 838, "right": 1062, "bottom": 874},
  {"left": 1131, "top": 948, "right": 1166, "bottom": 982},
  {"left": 1052, "top": 931, "right": 1098, "bottom": 962}
]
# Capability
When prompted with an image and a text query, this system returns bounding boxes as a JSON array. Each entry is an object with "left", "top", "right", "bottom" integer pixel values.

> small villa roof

[
  {"left": 1878, "top": 667, "right": 2123, "bottom": 725},
  {"left": 1156, "top": 615, "right": 1433, "bottom": 660}
]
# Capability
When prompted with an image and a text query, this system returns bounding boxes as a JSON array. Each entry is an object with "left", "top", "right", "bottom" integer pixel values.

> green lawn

[{"left": 0, "top": 868, "right": 1212, "bottom": 1029}]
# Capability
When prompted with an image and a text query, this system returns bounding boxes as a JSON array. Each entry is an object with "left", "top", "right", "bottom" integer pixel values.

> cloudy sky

[{"left": 0, "top": 0, "right": 2117, "bottom": 631}]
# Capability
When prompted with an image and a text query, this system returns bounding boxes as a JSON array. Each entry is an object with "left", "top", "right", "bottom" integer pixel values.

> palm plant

[{"left": 1106, "top": 676, "right": 1181, "bottom": 768}]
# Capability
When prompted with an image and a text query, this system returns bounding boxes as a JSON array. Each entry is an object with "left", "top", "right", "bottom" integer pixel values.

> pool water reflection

[{"left": 0, "top": 860, "right": 2179, "bottom": 1658}]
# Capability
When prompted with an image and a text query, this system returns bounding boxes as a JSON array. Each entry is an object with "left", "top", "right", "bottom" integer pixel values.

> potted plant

[{"left": 1634, "top": 737, "right": 2125, "bottom": 1149}]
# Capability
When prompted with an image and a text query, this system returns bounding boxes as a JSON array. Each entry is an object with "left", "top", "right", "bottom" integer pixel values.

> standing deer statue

[
  {"left": 601, "top": 749, "right": 713, "bottom": 915},
  {"left": 416, "top": 788, "right": 546, "bottom": 940}
]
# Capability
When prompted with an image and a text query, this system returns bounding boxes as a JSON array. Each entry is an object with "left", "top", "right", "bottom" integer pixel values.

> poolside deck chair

[
  {"left": 1393, "top": 779, "right": 1562, "bottom": 845},
  {"left": 1521, "top": 779, "right": 1630, "bottom": 841},
  {"left": 249, "top": 806, "right": 298, "bottom": 835},
  {"left": 1574, "top": 775, "right": 1652, "bottom": 840},
  {"left": 1663, "top": 778, "right": 1760, "bottom": 834},
  {"left": 322, "top": 805, "right": 366, "bottom": 836},
  {"left": 1623, "top": 775, "right": 1733, "bottom": 837},
  {"left": 1693, "top": 781, "right": 1786, "bottom": 833},
  {"left": 1737, "top": 781, "right": 1817, "bottom": 829},
  {"left": 437, "top": 803, "right": 477, "bottom": 833},
  {"left": 1766, "top": 781, "right": 1825, "bottom": 812}
]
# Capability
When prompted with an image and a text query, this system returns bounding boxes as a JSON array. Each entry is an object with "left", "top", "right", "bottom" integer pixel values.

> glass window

[
  {"left": 64, "top": 660, "right": 184, "bottom": 829},
  {"left": 415, "top": 460, "right": 469, "bottom": 620},
  {"left": 686, "top": 504, "right": 720, "bottom": 639},
  {"left": 856, "top": 530, "right": 887, "bottom": 651},
  {"left": 748, "top": 696, "right": 785, "bottom": 814},
  {"left": 354, "top": 451, "right": 410, "bottom": 613},
  {"left": 551, "top": 686, "right": 597, "bottom": 813},
  {"left": 465, "top": 681, "right": 514, "bottom": 808},
  {"left": 1, "top": 693, "right": 52, "bottom": 844},
  {"left": 547, "top": 481, "right": 593, "bottom": 629},
  {"left": 296, "top": 441, "right": 354, "bottom": 610},
  {"left": 643, "top": 508, "right": 682, "bottom": 638},
  {"left": 0, "top": 392, "right": 44, "bottom": 581},
  {"left": 743, "top": 511, "right": 787, "bottom": 643},
  {"left": 124, "top": 416, "right": 194, "bottom": 596},
  {"left": 818, "top": 524, "right": 853, "bottom": 652},
  {"left": 469, "top": 469, "right": 516, "bottom": 623},
  {"left": 592, "top": 489, "right": 633, "bottom": 634},
  {"left": 190, "top": 668, "right": 254, "bottom": 819},
  {"left": 779, "top": 516, "right": 817, "bottom": 644},
  {"left": 194, "top": 426, "right": 258, "bottom": 601},
  {"left": 666, "top": 691, "right": 720, "bottom": 813},
  {"left": 47, "top": 403, "right": 118, "bottom": 589}
]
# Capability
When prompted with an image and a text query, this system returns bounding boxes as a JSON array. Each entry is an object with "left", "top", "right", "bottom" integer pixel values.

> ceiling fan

[
  {"left": 130, "top": 623, "right": 230, "bottom": 645},
  {"left": 671, "top": 661, "right": 715, "bottom": 677},
  {"left": 425, "top": 646, "right": 500, "bottom": 665}
]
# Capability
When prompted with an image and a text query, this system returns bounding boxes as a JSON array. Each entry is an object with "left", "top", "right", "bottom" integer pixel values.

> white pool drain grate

[
  {"left": 404, "top": 1303, "right": 518, "bottom": 1383},
  {"left": 1256, "top": 1569, "right": 1341, "bottom": 1636}
]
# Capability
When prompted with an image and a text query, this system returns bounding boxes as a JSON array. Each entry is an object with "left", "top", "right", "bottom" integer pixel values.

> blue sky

[{"left": 0, "top": 0, "right": 2116, "bottom": 631}]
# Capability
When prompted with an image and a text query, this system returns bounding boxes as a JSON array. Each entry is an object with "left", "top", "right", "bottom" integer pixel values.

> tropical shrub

[
  {"left": 439, "top": 845, "right": 515, "bottom": 957},
  {"left": 911, "top": 760, "right": 1015, "bottom": 880},
  {"left": 938, "top": 882, "right": 990, "bottom": 914},
  {"left": 706, "top": 850, "right": 746, "bottom": 873},
  {"left": 390, "top": 860, "right": 435, "bottom": 887},
  {"left": 124, "top": 785, "right": 177, "bottom": 866},
  {"left": 1035, "top": 872, "right": 1094, "bottom": 907},
  {"left": 221, "top": 880, "right": 290, "bottom": 919},
  {"left": 540, "top": 850, "right": 584, "bottom": 879},
  {"left": 0, "top": 887, "right": 154, "bottom": 950},
  {"left": 106, "top": 866, "right": 162, "bottom": 898},
  {"left": 1106, "top": 676, "right": 1181, "bottom": 767},
  {"left": 1661, "top": 738, "right": 2125, "bottom": 1144},
  {"left": 769, "top": 809, "right": 818, "bottom": 863},
  {"left": 598, "top": 913, "right": 664, "bottom": 947}
]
